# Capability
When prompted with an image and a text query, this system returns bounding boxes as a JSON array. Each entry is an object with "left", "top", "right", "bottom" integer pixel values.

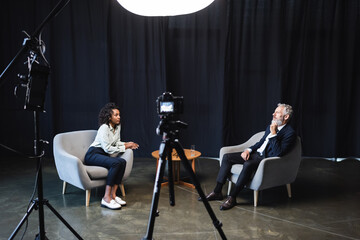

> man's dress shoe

[
  {"left": 198, "top": 191, "right": 224, "bottom": 201},
  {"left": 220, "top": 196, "right": 236, "bottom": 210}
]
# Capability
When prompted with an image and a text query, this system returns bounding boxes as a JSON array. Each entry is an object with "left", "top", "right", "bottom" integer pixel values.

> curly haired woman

[{"left": 84, "top": 102, "right": 139, "bottom": 210}]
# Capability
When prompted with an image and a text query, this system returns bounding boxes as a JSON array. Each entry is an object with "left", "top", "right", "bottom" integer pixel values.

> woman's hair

[{"left": 98, "top": 102, "right": 120, "bottom": 126}]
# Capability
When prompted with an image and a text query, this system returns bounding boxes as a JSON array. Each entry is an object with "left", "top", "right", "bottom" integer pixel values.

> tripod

[
  {"left": 8, "top": 111, "right": 83, "bottom": 240},
  {"left": 0, "top": 1, "right": 83, "bottom": 239},
  {"left": 142, "top": 119, "right": 227, "bottom": 240}
]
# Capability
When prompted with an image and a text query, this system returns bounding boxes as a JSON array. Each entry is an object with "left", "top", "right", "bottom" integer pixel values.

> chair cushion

[
  {"left": 230, "top": 164, "right": 243, "bottom": 175},
  {"left": 85, "top": 165, "right": 108, "bottom": 180},
  {"left": 229, "top": 164, "right": 254, "bottom": 187}
]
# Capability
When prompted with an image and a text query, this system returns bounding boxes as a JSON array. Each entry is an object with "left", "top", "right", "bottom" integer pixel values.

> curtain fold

[{"left": 0, "top": 0, "right": 359, "bottom": 158}]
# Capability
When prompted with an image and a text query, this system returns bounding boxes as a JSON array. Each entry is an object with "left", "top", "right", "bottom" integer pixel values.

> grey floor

[{"left": 0, "top": 156, "right": 359, "bottom": 240}]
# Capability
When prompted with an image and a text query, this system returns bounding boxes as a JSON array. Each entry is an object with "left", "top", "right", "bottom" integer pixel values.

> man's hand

[
  {"left": 125, "top": 142, "right": 139, "bottom": 150},
  {"left": 241, "top": 150, "right": 250, "bottom": 161},
  {"left": 270, "top": 121, "right": 278, "bottom": 135}
]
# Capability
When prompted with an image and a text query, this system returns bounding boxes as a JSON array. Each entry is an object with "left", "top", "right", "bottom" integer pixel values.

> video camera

[
  {"left": 156, "top": 92, "right": 183, "bottom": 118},
  {"left": 156, "top": 92, "right": 186, "bottom": 136}
]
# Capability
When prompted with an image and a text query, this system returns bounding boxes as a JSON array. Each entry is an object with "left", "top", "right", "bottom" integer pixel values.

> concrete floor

[{"left": 0, "top": 156, "right": 359, "bottom": 240}]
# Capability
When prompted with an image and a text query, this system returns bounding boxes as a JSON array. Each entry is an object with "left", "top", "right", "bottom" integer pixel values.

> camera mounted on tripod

[
  {"left": 156, "top": 92, "right": 187, "bottom": 137},
  {"left": 144, "top": 92, "right": 227, "bottom": 240},
  {"left": 156, "top": 92, "right": 183, "bottom": 117}
]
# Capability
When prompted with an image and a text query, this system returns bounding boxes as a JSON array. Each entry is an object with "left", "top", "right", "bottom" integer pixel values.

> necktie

[
  {"left": 257, "top": 129, "right": 279, "bottom": 156},
  {"left": 257, "top": 134, "right": 271, "bottom": 156}
]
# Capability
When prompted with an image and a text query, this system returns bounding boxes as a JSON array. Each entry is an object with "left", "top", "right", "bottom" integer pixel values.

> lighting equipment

[
  {"left": 0, "top": 0, "right": 83, "bottom": 239},
  {"left": 116, "top": 0, "right": 215, "bottom": 16},
  {"left": 14, "top": 43, "right": 50, "bottom": 112}
]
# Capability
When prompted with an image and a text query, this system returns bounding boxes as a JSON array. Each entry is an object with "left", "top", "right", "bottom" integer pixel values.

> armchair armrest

[
  {"left": 219, "top": 131, "right": 265, "bottom": 165},
  {"left": 219, "top": 144, "right": 249, "bottom": 165},
  {"left": 119, "top": 148, "right": 133, "bottom": 180},
  {"left": 53, "top": 147, "right": 91, "bottom": 190}
]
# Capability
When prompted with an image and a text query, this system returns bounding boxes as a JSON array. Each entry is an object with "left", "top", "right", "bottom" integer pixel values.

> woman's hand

[{"left": 125, "top": 142, "right": 139, "bottom": 150}]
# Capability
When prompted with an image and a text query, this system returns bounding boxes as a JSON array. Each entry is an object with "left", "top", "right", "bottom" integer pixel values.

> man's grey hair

[{"left": 278, "top": 103, "right": 293, "bottom": 119}]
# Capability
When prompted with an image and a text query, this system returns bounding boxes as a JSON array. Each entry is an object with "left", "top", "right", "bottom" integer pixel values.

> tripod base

[
  {"left": 35, "top": 233, "right": 49, "bottom": 240},
  {"left": 9, "top": 111, "right": 83, "bottom": 240},
  {"left": 9, "top": 197, "right": 83, "bottom": 240}
]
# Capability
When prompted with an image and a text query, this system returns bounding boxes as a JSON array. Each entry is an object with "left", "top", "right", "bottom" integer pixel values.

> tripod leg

[
  {"left": 167, "top": 148, "right": 175, "bottom": 206},
  {"left": 173, "top": 141, "right": 227, "bottom": 240},
  {"left": 44, "top": 201, "right": 84, "bottom": 240},
  {"left": 8, "top": 201, "right": 37, "bottom": 240},
  {"left": 36, "top": 161, "right": 46, "bottom": 240},
  {"left": 33, "top": 111, "right": 47, "bottom": 240},
  {"left": 142, "top": 141, "right": 170, "bottom": 240}
]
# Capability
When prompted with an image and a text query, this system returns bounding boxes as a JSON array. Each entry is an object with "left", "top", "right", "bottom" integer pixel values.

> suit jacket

[{"left": 250, "top": 124, "right": 296, "bottom": 158}]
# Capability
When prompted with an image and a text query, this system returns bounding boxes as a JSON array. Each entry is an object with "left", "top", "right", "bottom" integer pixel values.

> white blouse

[{"left": 90, "top": 124, "right": 126, "bottom": 156}]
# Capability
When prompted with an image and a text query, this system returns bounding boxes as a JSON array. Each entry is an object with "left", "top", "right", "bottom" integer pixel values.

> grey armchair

[
  {"left": 219, "top": 131, "right": 302, "bottom": 207},
  {"left": 53, "top": 130, "right": 133, "bottom": 206}
]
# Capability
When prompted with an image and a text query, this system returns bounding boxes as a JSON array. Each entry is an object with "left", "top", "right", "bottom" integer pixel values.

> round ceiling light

[{"left": 116, "top": 0, "right": 215, "bottom": 16}]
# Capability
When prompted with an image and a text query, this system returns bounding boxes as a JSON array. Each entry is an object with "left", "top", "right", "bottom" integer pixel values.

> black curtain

[
  {"left": 223, "top": 0, "right": 360, "bottom": 157},
  {"left": 0, "top": 0, "right": 359, "bottom": 158}
]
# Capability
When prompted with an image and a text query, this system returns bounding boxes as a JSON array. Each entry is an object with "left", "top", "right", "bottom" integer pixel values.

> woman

[{"left": 85, "top": 102, "right": 139, "bottom": 210}]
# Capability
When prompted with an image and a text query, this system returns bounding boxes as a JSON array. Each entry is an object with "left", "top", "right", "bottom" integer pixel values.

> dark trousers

[
  {"left": 216, "top": 151, "right": 264, "bottom": 197},
  {"left": 84, "top": 147, "right": 126, "bottom": 186}
]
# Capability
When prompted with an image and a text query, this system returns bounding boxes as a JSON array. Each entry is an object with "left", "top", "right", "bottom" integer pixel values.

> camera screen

[{"left": 160, "top": 101, "right": 174, "bottom": 113}]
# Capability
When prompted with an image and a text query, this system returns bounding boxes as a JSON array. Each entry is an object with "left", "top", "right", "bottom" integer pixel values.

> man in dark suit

[{"left": 200, "top": 103, "right": 296, "bottom": 210}]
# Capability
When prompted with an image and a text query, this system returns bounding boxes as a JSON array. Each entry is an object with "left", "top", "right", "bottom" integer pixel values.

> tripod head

[{"left": 156, "top": 117, "right": 188, "bottom": 140}]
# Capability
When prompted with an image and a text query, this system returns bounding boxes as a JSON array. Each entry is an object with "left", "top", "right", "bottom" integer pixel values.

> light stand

[
  {"left": 0, "top": 0, "right": 83, "bottom": 239},
  {"left": 142, "top": 118, "right": 227, "bottom": 240},
  {"left": 9, "top": 111, "right": 83, "bottom": 240}
]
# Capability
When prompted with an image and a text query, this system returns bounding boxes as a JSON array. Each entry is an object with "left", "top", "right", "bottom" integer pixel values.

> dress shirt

[
  {"left": 90, "top": 124, "right": 126, "bottom": 156},
  {"left": 247, "top": 124, "right": 286, "bottom": 155}
]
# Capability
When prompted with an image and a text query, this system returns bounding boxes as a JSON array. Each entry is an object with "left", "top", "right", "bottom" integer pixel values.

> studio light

[{"left": 116, "top": 0, "right": 215, "bottom": 16}]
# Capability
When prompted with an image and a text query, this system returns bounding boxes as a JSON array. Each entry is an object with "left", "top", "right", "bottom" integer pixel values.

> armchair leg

[
  {"left": 254, "top": 190, "right": 259, "bottom": 207},
  {"left": 86, "top": 189, "right": 91, "bottom": 207},
  {"left": 62, "top": 181, "right": 67, "bottom": 194},
  {"left": 227, "top": 181, "right": 232, "bottom": 196},
  {"left": 286, "top": 184, "right": 292, "bottom": 198},
  {"left": 119, "top": 183, "right": 126, "bottom": 196}
]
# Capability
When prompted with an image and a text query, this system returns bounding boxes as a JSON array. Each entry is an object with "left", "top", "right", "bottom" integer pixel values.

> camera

[
  {"left": 156, "top": 92, "right": 187, "bottom": 136},
  {"left": 156, "top": 92, "right": 183, "bottom": 117}
]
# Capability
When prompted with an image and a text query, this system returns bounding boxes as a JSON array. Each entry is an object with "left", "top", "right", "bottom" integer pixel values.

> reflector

[{"left": 116, "top": 0, "right": 214, "bottom": 16}]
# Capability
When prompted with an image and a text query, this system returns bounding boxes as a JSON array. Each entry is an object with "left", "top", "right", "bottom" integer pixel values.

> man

[{"left": 200, "top": 103, "right": 296, "bottom": 210}]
